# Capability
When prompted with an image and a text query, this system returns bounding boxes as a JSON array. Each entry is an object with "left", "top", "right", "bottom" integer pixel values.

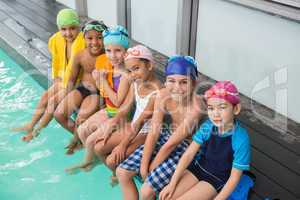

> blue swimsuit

[{"left": 188, "top": 119, "right": 251, "bottom": 191}]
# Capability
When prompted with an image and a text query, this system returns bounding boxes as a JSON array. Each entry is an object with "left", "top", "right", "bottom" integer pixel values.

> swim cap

[
  {"left": 204, "top": 81, "right": 240, "bottom": 105},
  {"left": 165, "top": 55, "right": 198, "bottom": 80},
  {"left": 125, "top": 45, "right": 154, "bottom": 63},
  {"left": 56, "top": 9, "right": 80, "bottom": 29},
  {"left": 103, "top": 25, "right": 129, "bottom": 49},
  {"left": 82, "top": 20, "right": 108, "bottom": 34}
]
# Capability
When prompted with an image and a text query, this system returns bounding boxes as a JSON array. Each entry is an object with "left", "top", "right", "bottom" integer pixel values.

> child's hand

[
  {"left": 98, "top": 70, "right": 108, "bottom": 79},
  {"left": 103, "top": 131, "right": 113, "bottom": 145},
  {"left": 92, "top": 69, "right": 100, "bottom": 80},
  {"left": 140, "top": 165, "right": 149, "bottom": 181},
  {"left": 111, "top": 144, "right": 127, "bottom": 164},
  {"left": 53, "top": 77, "right": 62, "bottom": 84},
  {"left": 159, "top": 183, "right": 176, "bottom": 200}
]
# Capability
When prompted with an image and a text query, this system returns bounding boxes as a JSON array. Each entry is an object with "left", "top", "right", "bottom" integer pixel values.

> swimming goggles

[{"left": 83, "top": 22, "right": 107, "bottom": 33}]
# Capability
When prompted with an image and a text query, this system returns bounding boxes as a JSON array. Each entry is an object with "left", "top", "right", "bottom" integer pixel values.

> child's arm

[
  {"left": 140, "top": 91, "right": 165, "bottom": 180},
  {"left": 110, "top": 93, "right": 157, "bottom": 165},
  {"left": 214, "top": 168, "right": 243, "bottom": 200},
  {"left": 149, "top": 110, "right": 201, "bottom": 171},
  {"left": 119, "top": 92, "right": 157, "bottom": 147},
  {"left": 100, "top": 72, "right": 131, "bottom": 107},
  {"left": 66, "top": 53, "right": 81, "bottom": 92},
  {"left": 102, "top": 85, "right": 135, "bottom": 144},
  {"left": 159, "top": 141, "right": 200, "bottom": 200}
]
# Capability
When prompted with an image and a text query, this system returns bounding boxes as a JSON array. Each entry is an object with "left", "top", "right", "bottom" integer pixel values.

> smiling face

[
  {"left": 125, "top": 58, "right": 152, "bottom": 83},
  {"left": 59, "top": 25, "right": 80, "bottom": 43},
  {"left": 84, "top": 29, "right": 104, "bottom": 56},
  {"left": 207, "top": 98, "right": 241, "bottom": 133},
  {"left": 105, "top": 44, "right": 127, "bottom": 67},
  {"left": 165, "top": 74, "right": 194, "bottom": 102}
]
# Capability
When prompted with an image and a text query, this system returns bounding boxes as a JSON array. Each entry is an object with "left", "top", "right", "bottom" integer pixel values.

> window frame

[{"left": 224, "top": 0, "right": 300, "bottom": 22}]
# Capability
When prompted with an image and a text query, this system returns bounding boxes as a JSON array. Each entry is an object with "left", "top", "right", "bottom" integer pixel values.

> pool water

[{"left": 0, "top": 48, "right": 123, "bottom": 200}]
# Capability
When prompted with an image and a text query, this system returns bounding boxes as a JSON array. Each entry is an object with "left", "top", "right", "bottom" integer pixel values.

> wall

[
  {"left": 130, "top": 0, "right": 179, "bottom": 56},
  {"left": 87, "top": 0, "right": 118, "bottom": 27},
  {"left": 195, "top": 0, "right": 300, "bottom": 123},
  {"left": 56, "top": 0, "right": 76, "bottom": 9}
]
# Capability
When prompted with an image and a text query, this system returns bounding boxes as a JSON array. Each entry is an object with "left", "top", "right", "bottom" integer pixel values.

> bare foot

[
  {"left": 65, "top": 141, "right": 82, "bottom": 155},
  {"left": 32, "top": 129, "right": 41, "bottom": 137},
  {"left": 11, "top": 123, "right": 33, "bottom": 133},
  {"left": 110, "top": 175, "right": 119, "bottom": 187},
  {"left": 21, "top": 132, "right": 34, "bottom": 142},
  {"left": 65, "top": 162, "right": 94, "bottom": 174},
  {"left": 80, "top": 162, "right": 95, "bottom": 172},
  {"left": 65, "top": 165, "right": 82, "bottom": 175}
]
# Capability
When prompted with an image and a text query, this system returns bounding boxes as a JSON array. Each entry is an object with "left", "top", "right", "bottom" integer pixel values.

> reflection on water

[{"left": 0, "top": 150, "right": 51, "bottom": 171}]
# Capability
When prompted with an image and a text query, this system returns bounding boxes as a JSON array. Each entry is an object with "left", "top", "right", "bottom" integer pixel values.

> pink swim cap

[
  {"left": 204, "top": 81, "right": 240, "bottom": 105},
  {"left": 125, "top": 45, "right": 154, "bottom": 63}
]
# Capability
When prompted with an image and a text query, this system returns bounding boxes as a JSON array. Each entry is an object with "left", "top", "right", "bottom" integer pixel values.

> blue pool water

[{"left": 0, "top": 48, "right": 123, "bottom": 200}]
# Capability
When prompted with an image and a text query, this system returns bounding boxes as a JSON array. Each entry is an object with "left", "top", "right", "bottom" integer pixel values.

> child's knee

[
  {"left": 46, "top": 98, "right": 58, "bottom": 113},
  {"left": 105, "top": 155, "right": 117, "bottom": 169},
  {"left": 77, "top": 125, "right": 85, "bottom": 143},
  {"left": 116, "top": 167, "right": 133, "bottom": 182},
  {"left": 94, "top": 141, "right": 105, "bottom": 156},
  {"left": 85, "top": 136, "right": 95, "bottom": 149},
  {"left": 54, "top": 109, "right": 65, "bottom": 122},
  {"left": 140, "top": 184, "right": 155, "bottom": 200}
]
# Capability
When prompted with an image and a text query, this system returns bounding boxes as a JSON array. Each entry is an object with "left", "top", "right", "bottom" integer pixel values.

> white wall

[
  {"left": 87, "top": 0, "right": 118, "bottom": 27},
  {"left": 196, "top": 0, "right": 300, "bottom": 123},
  {"left": 131, "top": 0, "right": 179, "bottom": 56},
  {"left": 56, "top": 0, "right": 76, "bottom": 9}
]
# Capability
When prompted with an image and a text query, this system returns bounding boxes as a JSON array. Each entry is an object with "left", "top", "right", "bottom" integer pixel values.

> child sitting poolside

[
  {"left": 64, "top": 25, "right": 131, "bottom": 170},
  {"left": 116, "top": 56, "right": 204, "bottom": 200},
  {"left": 54, "top": 20, "right": 108, "bottom": 154},
  {"left": 92, "top": 45, "right": 162, "bottom": 184},
  {"left": 160, "top": 81, "right": 251, "bottom": 200},
  {"left": 12, "top": 9, "right": 85, "bottom": 142}
]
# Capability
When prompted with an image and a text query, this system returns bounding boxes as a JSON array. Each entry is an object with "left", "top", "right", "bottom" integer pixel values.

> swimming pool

[{"left": 0, "top": 48, "right": 123, "bottom": 200}]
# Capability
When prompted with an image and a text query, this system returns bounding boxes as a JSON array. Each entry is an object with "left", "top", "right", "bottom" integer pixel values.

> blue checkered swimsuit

[{"left": 118, "top": 128, "right": 189, "bottom": 192}]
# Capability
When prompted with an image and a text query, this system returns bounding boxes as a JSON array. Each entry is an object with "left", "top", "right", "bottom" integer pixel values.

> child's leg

[
  {"left": 12, "top": 82, "right": 61, "bottom": 132},
  {"left": 54, "top": 90, "right": 83, "bottom": 133},
  {"left": 93, "top": 129, "right": 123, "bottom": 161},
  {"left": 116, "top": 167, "right": 139, "bottom": 200},
  {"left": 66, "top": 94, "right": 100, "bottom": 154},
  {"left": 141, "top": 139, "right": 189, "bottom": 200},
  {"left": 106, "top": 132, "right": 147, "bottom": 187},
  {"left": 176, "top": 181, "right": 217, "bottom": 200},
  {"left": 164, "top": 170, "right": 199, "bottom": 199},
  {"left": 77, "top": 109, "right": 109, "bottom": 145},
  {"left": 106, "top": 129, "right": 147, "bottom": 170},
  {"left": 22, "top": 89, "right": 67, "bottom": 142},
  {"left": 67, "top": 123, "right": 112, "bottom": 171},
  {"left": 116, "top": 144, "right": 147, "bottom": 200}
]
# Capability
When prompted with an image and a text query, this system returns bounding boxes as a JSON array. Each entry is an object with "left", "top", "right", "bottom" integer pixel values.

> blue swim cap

[
  {"left": 103, "top": 25, "right": 129, "bottom": 49},
  {"left": 165, "top": 55, "right": 198, "bottom": 80}
]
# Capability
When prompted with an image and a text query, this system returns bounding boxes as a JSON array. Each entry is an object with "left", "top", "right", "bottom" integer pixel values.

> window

[
  {"left": 225, "top": 0, "right": 300, "bottom": 22},
  {"left": 270, "top": 0, "right": 300, "bottom": 8}
]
